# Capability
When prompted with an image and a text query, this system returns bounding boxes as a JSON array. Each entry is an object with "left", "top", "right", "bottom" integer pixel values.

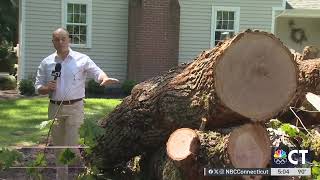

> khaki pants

[{"left": 48, "top": 100, "right": 84, "bottom": 180}]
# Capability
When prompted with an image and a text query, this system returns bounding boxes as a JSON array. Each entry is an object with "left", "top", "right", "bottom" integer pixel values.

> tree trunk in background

[
  {"left": 91, "top": 30, "right": 297, "bottom": 171},
  {"left": 294, "top": 59, "right": 320, "bottom": 109},
  {"left": 280, "top": 58, "right": 320, "bottom": 126},
  {"left": 291, "top": 45, "right": 320, "bottom": 106}
]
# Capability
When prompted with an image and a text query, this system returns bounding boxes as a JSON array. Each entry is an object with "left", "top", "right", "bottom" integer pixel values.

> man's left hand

[{"left": 100, "top": 77, "right": 120, "bottom": 86}]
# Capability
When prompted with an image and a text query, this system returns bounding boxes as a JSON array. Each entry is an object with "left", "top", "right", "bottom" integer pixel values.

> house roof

[
  {"left": 278, "top": 9, "right": 320, "bottom": 18},
  {"left": 286, "top": 0, "right": 320, "bottom": 9}
]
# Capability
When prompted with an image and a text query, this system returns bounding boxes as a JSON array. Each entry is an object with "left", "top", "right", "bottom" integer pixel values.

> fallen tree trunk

[
  {"left": 142, "top": 124, "right": 271, "bottom": 180},
  {"left": 294, "top": 58, "right": 320, "bottom": 106},
  {"left": 292, "top": 46, "right": 320, "bottom": 64},
  {"left": 278, "top": 47, "right": 320, "bottom": 125},
  {"left": 289, "top": 46, "right": 320, "bottom": 107},
  {"left": 92, "top": 30, "right": 297, "bottom": 171},
  {"left": 280, "top": 58, "right": 320, "bottom": 126}
]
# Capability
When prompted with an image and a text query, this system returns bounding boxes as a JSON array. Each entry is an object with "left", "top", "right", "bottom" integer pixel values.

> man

[{"left": 35, "top": 27, "right": 119, "bottom": 179}]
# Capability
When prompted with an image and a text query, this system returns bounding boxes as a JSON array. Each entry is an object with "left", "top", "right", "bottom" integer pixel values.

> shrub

[
  {"left": 86, "top": 79, "right": 105, "bottom": 95},
  {"left": 0, "top": 43, "right": 16, "bottom": 73},
  {"left": 122, "top": 80, "right": 137, "bottom": 95},
  {"left": 0, "top": 75, "right": 16, "bottom": 90},
  {"left": 7, "top": 53, "right": 18, "bottom": 75},
  {"left": 0, "top": 46, "right": 9, "bottom": 59},
  {"left": 18, "top": 79, "right": 35, "bottom": 96}
]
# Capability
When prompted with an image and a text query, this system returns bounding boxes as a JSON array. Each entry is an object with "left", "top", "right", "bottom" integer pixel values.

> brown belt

[{"left": 50, "top": 98, "right": 83, "bottom": 105}]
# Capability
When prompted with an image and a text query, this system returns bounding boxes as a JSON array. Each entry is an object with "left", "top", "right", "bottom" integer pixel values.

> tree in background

[
  {"left": 0, "top": 0, "right": 18, "bottom": 45},
  {"left": 0, "top": 0, "right": 18, "bottom": 74}
]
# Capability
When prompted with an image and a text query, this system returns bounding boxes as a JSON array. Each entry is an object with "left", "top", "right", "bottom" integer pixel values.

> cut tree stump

[
  {"left": 144, "top": 124, "right": 271, "bottom": 180},
  {"left": 166, "top": 128, "right": 200, "bottom": 168},
  {"left": 166, "top": 128, "right": 200, "bottom": 180},
  {"left": 228, "top": 124, "right": 271, "bottom": 169},
  {"left": 214, "top": 31, "right": 297, "bottom": 121},
  {"left": 91, "top": 30, "right": 298, "bottom": 171}
]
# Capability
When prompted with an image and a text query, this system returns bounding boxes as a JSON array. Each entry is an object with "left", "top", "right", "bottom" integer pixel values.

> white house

[
  {"left": 275, "top": 0, "right": 320, "bottom": 53},
  {"left": 18, "top": 0, "right": 317, "bottom": 83}
]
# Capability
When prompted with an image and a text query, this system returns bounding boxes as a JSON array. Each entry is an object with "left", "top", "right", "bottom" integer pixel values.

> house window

[
  {"left": 211, "top": 7, "right": 240, "bottom": 47},
  {"left": 63, "top": 0, "right": 92, "bottom": 48}
]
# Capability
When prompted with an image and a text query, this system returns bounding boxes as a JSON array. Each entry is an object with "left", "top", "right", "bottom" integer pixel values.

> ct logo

[
  {"left": 273, "top": 149, "right": 309, "bottom": 165},
  {"left": 288, "top": 150, "right": 308, "bottom": 165}
]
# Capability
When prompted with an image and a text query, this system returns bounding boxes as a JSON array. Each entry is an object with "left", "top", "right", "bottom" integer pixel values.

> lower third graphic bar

[
  {"left": 271, "top": 168, "right": 311, "bottom": 176},
  {"left": 204, "top": 168, "right": 270, "bottom": 176}
]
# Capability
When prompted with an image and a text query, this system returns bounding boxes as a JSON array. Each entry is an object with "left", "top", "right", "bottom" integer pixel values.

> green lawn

[{"left": 0, "top": 97, "right": 121, "bottom": 147}]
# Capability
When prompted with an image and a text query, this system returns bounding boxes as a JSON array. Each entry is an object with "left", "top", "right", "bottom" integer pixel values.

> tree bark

[
  {"left": 92, "top": 30, "right": 297, "bottom": 171},
  {"left": 294, "top": 59, "right": 320, "bottom": 106},
  {"left": 143, "top": 124, "right": 271, "bottom": 180},
  {"left": 290, "top": 46, "right": 320, "bottom": 106},
  {"left": 280, "top": 58, "right": 320, "bottom": 126}
]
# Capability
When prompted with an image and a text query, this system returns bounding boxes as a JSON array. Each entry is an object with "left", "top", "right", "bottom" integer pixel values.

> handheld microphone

[{"left": 51, "top": 63, "right": 62, "bottom": 80}]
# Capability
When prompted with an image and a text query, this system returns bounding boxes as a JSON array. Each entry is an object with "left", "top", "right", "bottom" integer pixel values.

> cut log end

[
  {"left": 215, "top": 32, "right": 297, "bottom": 120},
  {"left": 227, "top": 123, "right": 271, "bottom": 168},
  {"left": 166, "top": 128, "right": 200, "bottom": 163}
]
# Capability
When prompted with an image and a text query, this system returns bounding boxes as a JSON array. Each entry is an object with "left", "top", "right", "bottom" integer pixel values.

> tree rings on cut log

[
  {"left": 228, "top": 123, "right": 271, "bottom": 168},
  {"left": 166, "top": 128, "right": 200, "bottom": 166},
  {"left": 215, "top": 32, "right": 297, "bottom": 121}
]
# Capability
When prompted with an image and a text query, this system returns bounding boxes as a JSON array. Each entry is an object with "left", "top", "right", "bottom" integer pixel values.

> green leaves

[
  {"left": 59, "top": 148, "right": 76, "bottom": 165},
  {"left": 37, "top": 120, "right": 53, "bottom": 130},
  {"left": 0, "top": 0, "right": 18, "bottom": 44},
  {"left": 312, "top": 161, "right": 320, "bottom": 180},
  {"left": 122, "top": 80, "right": 137, "bottom": 95},
  {"left": 79, "top": 119, "right": 104, "bottom": 149},
  {"left": 34, "top": 153, "right": 47, "bottom": 167},
  {"left": 280, "top": 123, "right": 299, "bottom": 137},
  {"left": 26, "top": 152, "right": 47, "bottom": 179},
  {"left": 0, "top": 148, "right": 22, "bottom": 170},
  {"left": 267, "top": 119, "right": 282, "bottom": 129},
  {"left": 18, "top": 79, "right": 36, "bottom": 96},
  {"left": 303, "top": 130, "right": 320, "bottom": 158}
]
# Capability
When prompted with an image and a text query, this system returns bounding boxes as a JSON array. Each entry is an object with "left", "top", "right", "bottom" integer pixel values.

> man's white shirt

[{"left": 35, "top": 49, "right": 103, "bottom": 101}]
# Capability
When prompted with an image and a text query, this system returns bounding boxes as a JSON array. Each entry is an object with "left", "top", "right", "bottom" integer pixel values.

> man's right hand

[
  {"left": 47, "top": 80, "right": 56, "bottom": 91},
  {"left": 38, "top": 81, "right": 56, "bottom": 95}
]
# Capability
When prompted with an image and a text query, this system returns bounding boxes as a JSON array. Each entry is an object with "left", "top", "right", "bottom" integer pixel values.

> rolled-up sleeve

[
  {"left": 85, "top": 56, "right": 103, "bottom": 83},
  {"left": 34, "top": 61, "right": 46, "bottom": 94}
]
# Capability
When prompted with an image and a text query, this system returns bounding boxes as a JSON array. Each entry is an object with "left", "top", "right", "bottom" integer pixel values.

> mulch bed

[
  {"left": 0, "top": 90, "right": 24, "bottom": 100},
  {"left": 0, "top": 146, "right": 85, "bottom": 180}
]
